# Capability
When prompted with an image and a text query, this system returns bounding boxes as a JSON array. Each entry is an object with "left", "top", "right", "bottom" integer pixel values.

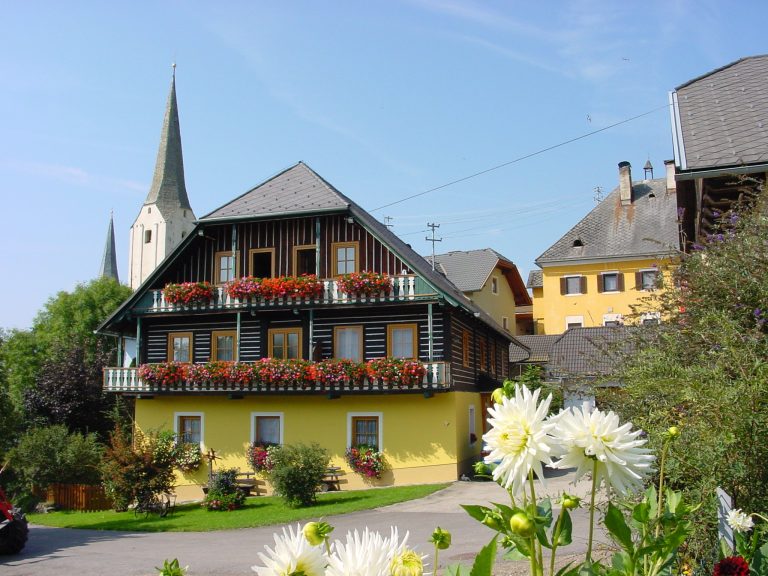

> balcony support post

[
  {"left": 236, "top": 311, "right": 241, "bottom": 362},
  {"left": 136, "top": 317, "right": 142, "bottom": 365},
  {"left": 117, "top": 336, "right": 123, "bottom": 368},
  {"left": 427, "top": 303, "right": 434, "bottom": 362},
  {"left": 314, "top": 217, "right": 321, "bottom": 277}
]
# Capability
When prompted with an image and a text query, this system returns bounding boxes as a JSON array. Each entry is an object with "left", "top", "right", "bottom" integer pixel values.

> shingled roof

[
  {"left": 526, "top": 270, "right": 542, "bottom": 289},
  {"left": 536, "top": 177, "right": 679, "bottom": 265},
  {"left": 671, "top": 55, "right": 768, "bottom": 172},
  {"left": 425, "top": 248, "right": 531, "bottom": 306},
  {"left": 509, "top": 335, "right": 560, "bottom": 363},
  {"left": 548, "top": 327, "right": 632, "bottom": 377}
]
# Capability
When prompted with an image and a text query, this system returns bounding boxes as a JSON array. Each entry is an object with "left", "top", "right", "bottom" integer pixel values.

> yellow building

[{"left": 529, "top": 161, "right": 680, "bottom": 335}]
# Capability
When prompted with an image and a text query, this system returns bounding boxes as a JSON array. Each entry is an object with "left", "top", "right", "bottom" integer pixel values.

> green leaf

[
  {"left": 664, "top": 489, "right": 682, "bottom": 514},
  {"left": 469, "top": 536, "right": 498, "bottom": 576},
  {"left": 536, "top": 498, "right": 554, "bottom": 527},
  {"left": 556, "top": 509, "right": 573, "bottom": 547},
  {"left": 631, "top": 501, "right": 650, "bottom": 524},
  {"left": 444, "top": 564, "right": 465, "bottom": 576},
  {"left": 554, "top": 562, "right": 577, "bottom": 576},
  {"left": 610, "top": 550, "right": 633, "bottom": 576},
  {"left": 718, "top": 537, "right": 733, "bottom": 560},
  {"left": 751, "top": 542, "right": 768, "bottom": 576},
  {"left": 462, "top": 504, "right": 494, "bottom": 524},
  {"left": 604, "top": 502, "right": 634, "bottom": 553}
]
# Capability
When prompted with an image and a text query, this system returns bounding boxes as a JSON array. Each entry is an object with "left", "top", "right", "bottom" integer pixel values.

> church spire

[
  {"left": 99, "top": 212, "right": 120, "bottom": 282},
  {"left": 144, "top": 64, "right": 191, "bottom": 211}
]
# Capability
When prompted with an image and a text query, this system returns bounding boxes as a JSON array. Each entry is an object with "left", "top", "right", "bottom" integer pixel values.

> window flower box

[
  {"left": 162, "top": 281, "right": 214, "bottom": 305},
  {"left": 226, "top": 275, "right": 324, "bottom": 301},
  {"left": 365, "top": 358, "right": 426, "bottom": 387},
  {"left": 137, "top": 362, "right": 187, "bottom": 386},
  {"left": 337, "top": 272, "right": 392, "bottom": 298},
  {"left": 345, "top": 445, "right": 385, "bottom": 479},
  {"left": 309, "top": 359, "right": 367, "bottom": 387}
]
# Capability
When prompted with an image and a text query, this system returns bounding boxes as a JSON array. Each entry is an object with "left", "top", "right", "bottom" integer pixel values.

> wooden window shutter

[
  {"left": 635, "top": 271, "right": 642, "bottom": 290},
  {"left": 597, "top": 275, "right": 604, "bottom": 293},
  {"left": 560, "top": 277, "right": 566, "bottom": 295},
  {"left": 580, "top": 276, "right": 587, "bottom": 294},
  {"left": 618, "top": 273, "right": 625, "bottom": 291}
]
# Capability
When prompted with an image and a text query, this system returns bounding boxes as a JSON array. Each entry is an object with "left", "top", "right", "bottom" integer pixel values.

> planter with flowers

[
  {"left": 163, "top": 281, "right": 214, "bottom": 305},
  {"left": 175, "top": 441, "right": 202, "bottom": 473},
  {"left": 309, "top": 359, "right": 367, "bottom": 387},
  {"left": 138, "top": 362, "right": 187, "bottom": 386},
  {"left": 226, "top": 276, "right": 262, "bottom": 300},
  {"left": 246, "top": 443, "right": 278, "bottom": 475},
  {"left": 337, "top": 272, "right": 392, "bottom": 299},
  {"left": 259, "top": 275, "right": 324, "bottom": 301},
  {"left": 366, "top": 358, "right": 426, "bottom": 387},
  {"left": 345, "top": 445, "right": 385, "bottom": 480}
]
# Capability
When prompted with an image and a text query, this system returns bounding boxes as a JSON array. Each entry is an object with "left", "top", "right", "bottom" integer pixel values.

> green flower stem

[
  {"left": 529, "top": 470, "right": 544, "bottom": 575},
  {"left": 654, "top": 436, "right": 671, "bottom": 538},
  {"left": 586, "top": 459, "right": 598, "bottom": 563},
  {"left": 434, "top": 543, "right": 439, "bottom": 576},
  {"left": 549, "top": 504, "right": 566, "bottom": 576}
]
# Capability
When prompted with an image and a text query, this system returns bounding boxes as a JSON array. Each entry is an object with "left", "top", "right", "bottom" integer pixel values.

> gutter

[{"left": 675, "top": 162, "right": 768, "bottom": 182}]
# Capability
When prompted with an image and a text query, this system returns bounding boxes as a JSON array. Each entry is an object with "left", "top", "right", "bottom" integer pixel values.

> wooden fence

[{"left": 47, "top": 484, "right": 113, "bottom": 511}]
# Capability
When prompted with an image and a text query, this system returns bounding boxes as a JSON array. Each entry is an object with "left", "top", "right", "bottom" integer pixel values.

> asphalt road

[{"left": 1, "top": 470, "right": 610, "bottom": 576}]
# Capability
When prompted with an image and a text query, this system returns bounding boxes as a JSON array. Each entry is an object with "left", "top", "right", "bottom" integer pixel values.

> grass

[{"left": 28, "top": 483, "right": 448, "bottom": 532}]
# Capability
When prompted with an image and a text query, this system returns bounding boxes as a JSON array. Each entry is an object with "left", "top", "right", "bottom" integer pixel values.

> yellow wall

[
  {"left": 135, "top": 391, "right": 483, "bottom": 501},
  {"left": 534, "top": 258, "right": 675, "bottom": 335},
  {"left": 468, "top": 268, "right": 517, "bottom": 334}
]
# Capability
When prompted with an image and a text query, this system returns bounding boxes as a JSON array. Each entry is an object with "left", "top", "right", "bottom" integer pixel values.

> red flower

[{"left": 713, "top": 557, "right": 749, "bottom": 576}]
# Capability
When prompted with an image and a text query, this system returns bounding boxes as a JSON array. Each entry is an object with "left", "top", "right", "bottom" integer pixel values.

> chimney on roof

[
  {"left": 643, "top": 159, "right": 653, "bottom": 179},
  {"left": 664, "top": 159, "right": 677, "bottom": 192},
  {"left": 618, "top": 161, "right": 633, "bottom": 206}
]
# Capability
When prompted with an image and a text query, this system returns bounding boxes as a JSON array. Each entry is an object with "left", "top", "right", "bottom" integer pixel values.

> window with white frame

[
  {"left": 251, "top": 412, "right": 283, "bottom": 446},
  {"left": 565, "top": 315, "right": 584, "bottom": 330},
  {"left": 347, "top": 412, "right": 382, "bottom": 450},
  {"left": 175, "top": 412, "right": 203, "bottom": 447},
  {"left": 641, "top": 312, "right": 661, "bottom": 325}
]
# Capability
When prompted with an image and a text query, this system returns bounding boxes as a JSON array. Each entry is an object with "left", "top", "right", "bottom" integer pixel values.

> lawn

[{"left": 28, "top": 483, "right": 448, "bottom": 532}]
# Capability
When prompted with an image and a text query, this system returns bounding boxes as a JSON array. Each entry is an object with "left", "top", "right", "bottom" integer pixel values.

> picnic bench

[
  {"left": 319, "top": 466, "right": 344, "bottom": 492},
  {"left": 234, "top": 472, "right": 262, "bottom": 496}
]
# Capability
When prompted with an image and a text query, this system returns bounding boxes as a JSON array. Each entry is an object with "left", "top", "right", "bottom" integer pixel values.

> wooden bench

[{"left": 235, "top": 472, "right": 262, "bottom": 496}]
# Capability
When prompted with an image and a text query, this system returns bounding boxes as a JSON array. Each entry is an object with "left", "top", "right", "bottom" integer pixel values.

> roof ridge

[{"left": 674, "top": 54, "right": 768, "bottom": 91}]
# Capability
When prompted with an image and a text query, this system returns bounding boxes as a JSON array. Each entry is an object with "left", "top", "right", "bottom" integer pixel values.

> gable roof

[
  {"left": 536, "top": 177, "right": 679, "bottom": 265},
  {"left": 510, "top": 335, "right": 560, "bottom": 363},
  {"left": 671, "top": 55, "right": 768, "bottom": 172},
  {"left": 426, "top": 248, "right": 531, "bottom": 306},
  {"left": 548, "top": 327, "right": 631, "bottom": 377},
  {"left": 526, "top": 270, "right": 542, "bottom": 289}
]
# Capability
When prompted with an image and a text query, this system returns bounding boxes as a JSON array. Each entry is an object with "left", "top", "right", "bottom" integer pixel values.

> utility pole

[
  {"left": 425, "top": 222, "right": 442, "bottom": 271},
  {"left": 384, "top": 216, "right": 394, "bottom": 229},
  {"left": 593, "top": 186, "right": 604, "bottom": 204}
]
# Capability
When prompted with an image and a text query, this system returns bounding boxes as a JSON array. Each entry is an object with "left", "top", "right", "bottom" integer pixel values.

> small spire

[{"left": 99, "top": 212, "right": 120, "bottom": 282}]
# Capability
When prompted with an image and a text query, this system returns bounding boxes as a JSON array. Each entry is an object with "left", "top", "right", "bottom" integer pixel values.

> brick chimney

[
  {"left": 664, "top": 159, "right": 676, "bottom": 192},
  {"left": 619, "top": 161, "right": 633, "bottom": 205}
]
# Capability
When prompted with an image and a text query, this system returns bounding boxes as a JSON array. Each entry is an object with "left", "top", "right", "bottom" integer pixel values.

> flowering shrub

[
  {"left": 138, "top": 362, "right": 186, "bottom": 386},
  {"left": 366, "top": 358, "right": 426, "bottom": 386},
  {"left": 309, "top": 359, "right": 367, "bottom": 386},
  {"left": 345, "top": 445, "right": 385, "bottom": 479},
  {"left": 337, "top": 272, "right": 392, "bottom": 297},
  {"left": 246, "top": 443, "right": 278, "bottom": 474},
  {"left": 203, "top": 468, "right": 245, "bottom": 511},
  {"left": 163, "top": 281, "right": 214, "bottom": 305}
]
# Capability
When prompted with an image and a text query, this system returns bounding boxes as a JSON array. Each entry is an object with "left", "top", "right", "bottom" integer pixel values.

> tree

[
  {"left": 600, "top": 184, "right": 768, "bottom": 560},
  {"left": 0, "top": 329, "right": 41, "bottom": 410}
]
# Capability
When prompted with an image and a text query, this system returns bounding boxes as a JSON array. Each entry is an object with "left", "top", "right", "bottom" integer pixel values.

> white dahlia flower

[
  {"left": 252, "top": 524, "right": 327, "bottom": 576},
  {"left": 549, "top": 406, "right": 654, "bottom": 494},
  {"left": 482, "top": 384, "right": 557, "bottom": 496},
  {"left": 327, "top": 527, "right": 409, "bottom": 576},
  {"left": 727, "top": 508, "right": 755, "bottom": 533}
]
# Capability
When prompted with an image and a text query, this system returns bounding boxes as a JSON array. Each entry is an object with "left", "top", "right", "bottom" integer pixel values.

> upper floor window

[
  {"left": 491, "top": 277, "right": 499, "bottom": 294},
  {"left": 334, "top": 326, "right": 363, "bottom": 362},
  {"left": 250, "top": 248, "right": 275, "bottom": 278},
  {"left": 293, "top": 245, "right": 316, "bottom": 276},
  {"left": 599, "top": 272, "right": 623, "bottom": 293},
  {"left": 211, "top": 330, "right": 236, "bottom": 361},
  {"left": 387, "top": 323, "right": 418, "bottom": 359},
  {"left": 168, "top": 332, "right": 193, "bottom": 363},
  {"left": 268, "top": 327, "right": 302, "bottom": 360},
  {"left": 332, "top": 242, "right": 359, "bottom": 276},
  {"left": 637, "top": 269, "right": 658, "bottom": 291},
  {"left": 479, "top": 338, "right": 487, "bottom": 369},
  {"left": 561, "top": 275, "right": 585, "bottom": 295},
  {"left": 215, "top": 251, "right": 239, "bottom": 284},
  {"left": 176, "top": 413, "right": 203, "bottom": 446}
]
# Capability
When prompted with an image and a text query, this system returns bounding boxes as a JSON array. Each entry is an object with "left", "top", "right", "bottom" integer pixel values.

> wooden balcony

[
  {"left": 136, "top": 275, "right": 436, "bottom": 314},
  {"left": 103, "top": 361, "right": 451, "bottom": 394}
]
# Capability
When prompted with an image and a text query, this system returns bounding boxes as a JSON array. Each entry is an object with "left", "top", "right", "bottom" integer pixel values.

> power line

[{"left": 370, "top": 103, "right": 670, "bottom": 212}]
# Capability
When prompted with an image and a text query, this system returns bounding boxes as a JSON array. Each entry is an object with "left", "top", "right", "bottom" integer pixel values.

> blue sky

[{"left": 2, "top": 1, "right": 767, "bottom": 329}]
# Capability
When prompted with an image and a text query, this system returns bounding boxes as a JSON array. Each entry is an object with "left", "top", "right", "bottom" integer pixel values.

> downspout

[
  {"left": 309, "top": 309, "right": 315, "bottom": 359},
  {"left": 231, "top": 224, "right": 238, "bottom": 274},
  {"left": 236, "top": 311, "right": 241, "bottom": 362},
  {"left": 315, "top": 217, "right": 321, "bottom": 276}
]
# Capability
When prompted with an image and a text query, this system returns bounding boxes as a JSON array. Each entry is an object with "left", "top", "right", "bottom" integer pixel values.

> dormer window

[{"left": 572, "top": 238, "right": 584, "bottom": 247}]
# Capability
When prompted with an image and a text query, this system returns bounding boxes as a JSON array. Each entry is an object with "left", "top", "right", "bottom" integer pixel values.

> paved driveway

[{"left": 1, "top": 470, "right": 609, "bottom": 576}]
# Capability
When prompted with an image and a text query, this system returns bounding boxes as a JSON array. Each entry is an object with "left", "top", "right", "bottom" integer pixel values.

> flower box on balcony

[
  {"left": 226, "top": 275, "right": 324, "bottom": 301},
  {"left": 337, "top": 272, "right": 392, "bottom": 298},
  {"left": 365, "top": 358, "right": 426, "bottom": 387},
  {"left": 163, "top": 282, "right": 214, "bottom": 305}
]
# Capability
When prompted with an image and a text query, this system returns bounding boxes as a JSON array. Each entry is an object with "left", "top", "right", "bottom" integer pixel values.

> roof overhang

[
  {"left": 536, "top": 253, "right": 678, "bottom": 267},
  {"left": 674, "top": 163, "right": 768, "bottom": 182},
  {"left": 199, "top": 206, "right": 348, "bottom": 223}
]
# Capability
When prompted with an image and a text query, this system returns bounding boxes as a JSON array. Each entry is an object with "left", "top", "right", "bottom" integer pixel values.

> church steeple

[
  {"left": 144, "top": 64, "right": 192, "bottom": 212},
  {"left": 99, "top": 212, "right": 120, "bottom": 282}
]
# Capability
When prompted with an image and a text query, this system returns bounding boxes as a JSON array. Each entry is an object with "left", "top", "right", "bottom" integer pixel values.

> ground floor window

[
  {"left": 251, "top": 412, "right": 283, "bottom": 446},
  {"left": 175, "top": 412, "right": 203, "bottom": 446},
  {"left": 348, "top": 412, "right": 382, "bottom": 450}
]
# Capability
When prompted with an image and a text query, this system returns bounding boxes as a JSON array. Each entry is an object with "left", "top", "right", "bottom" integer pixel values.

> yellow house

[
  {"left": 530, "top": 161, "right": 680, "bottom": 335},
  {"left": 427, "top": 248, "right": 532, "bottom": 335}
]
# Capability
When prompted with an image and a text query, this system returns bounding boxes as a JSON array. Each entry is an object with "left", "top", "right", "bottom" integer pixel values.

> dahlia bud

[
  {"left": 303, "top": 521, "right": 333, "bottom": 546},
  {"left": 560, "top": 494, "right": 581, "bottom": 511},
  {"left": 491, "top": 388, "right": 505, "bottom": 404},
  {"left": 481, "top": 513, "right": 503, "bottom": 531},
  {"left": 509, "top": 512, "right": 535, "bottom": 537},
  {"left": 390, "top": 549, "right": 424, "bottom": 576},
  {"left": 430, "top": 526, "right": 451, "bottom": 550},
  {"left": 666, "top": 426, "right": 680, "bottom": 439}
]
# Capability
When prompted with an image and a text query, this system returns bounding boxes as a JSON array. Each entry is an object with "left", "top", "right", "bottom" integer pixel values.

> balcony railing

[
  {"left": 138, "top": 275, "right": 435, "bottom": 314},
  {"left": 103, "top": 361, "right": 450, "bottom": 394}
]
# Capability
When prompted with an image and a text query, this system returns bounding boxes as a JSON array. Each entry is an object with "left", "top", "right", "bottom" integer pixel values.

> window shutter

[
  {"left": 580, "top": 276, "right": 587, "bottom": 294},
  {"left": 635, "top": 271, "right": 642, "bottom": 290},
  {"left": 618, "top": 273, "right": 625, "bottom": 292},
  {"left": 560, "top": 277, "right": 566, "bottom": 295},
  {"left": 597, "top": 274, "right": 604, "bottom": 293}
]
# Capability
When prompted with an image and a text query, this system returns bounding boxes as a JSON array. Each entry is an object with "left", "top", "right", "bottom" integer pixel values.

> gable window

[
  {"left": 334, "top": 326, "right": 363, "bottom": 362},
  {"left": 144, "top": 229, "right": 152, "bottom": 243},
  {"left": 168, "top": 332, "right": 193, "bottom": 363},
  {"left": 502, "top": 317, "right": 510, "bottom": 331},
  {"left": 348, "top": 412, "right": 382, "bottom": 450},
  {"left": 387, "top": 323, "right": 417, "bottom": 359},
  {"left": 211, "top": 330, "right": 236, "bottom": 361},
  {"left": 599, "top": 272, "right": 623, "bottom": 293},
  {"left": 565, "top": 316, "right": 584, "bottom": 330},
  {"left": 252, "top": 412, "right": 283, "bottom": 446},
  {"left": 215, "top": 251, "right": 239, "bottom": 284},
  {"left": 332, "top": 242, "right": 359, "bottom": 276},
  {"left": 249, "top": 248, "right": 275, "bottom": 278},
  {"left": 293, "top": 245, "right": 317, "bottom": 276},
  {"left": 637, "top": 269, "right": 658, "bottom": 291},
  {"left": 268, "top": 327, "right": 302, "bottom": 360},
  {"left": 561, "top": 275, "right": 586, "bottom": 295},
  {"left": 491, "top": 277, "right": 499, "bottom": 294},
  {"left": 176, "top": 413, "right": 203, "bottom": 446},
  {"left": 462, "top": 330, "right": 470, "bottom": 367}
]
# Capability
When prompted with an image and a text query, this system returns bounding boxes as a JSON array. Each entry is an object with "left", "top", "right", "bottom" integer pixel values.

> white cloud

[{"left": 2, "top": 159, "right": 145, "bottom": 193}]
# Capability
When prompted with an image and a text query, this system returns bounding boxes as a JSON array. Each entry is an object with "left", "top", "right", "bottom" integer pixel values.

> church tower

[
  {"left": 99, "top": 212, "right": 120, "bottom": 282},
  {"left": 129, "top": 66, "right": 196, "bottom": 289}
]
